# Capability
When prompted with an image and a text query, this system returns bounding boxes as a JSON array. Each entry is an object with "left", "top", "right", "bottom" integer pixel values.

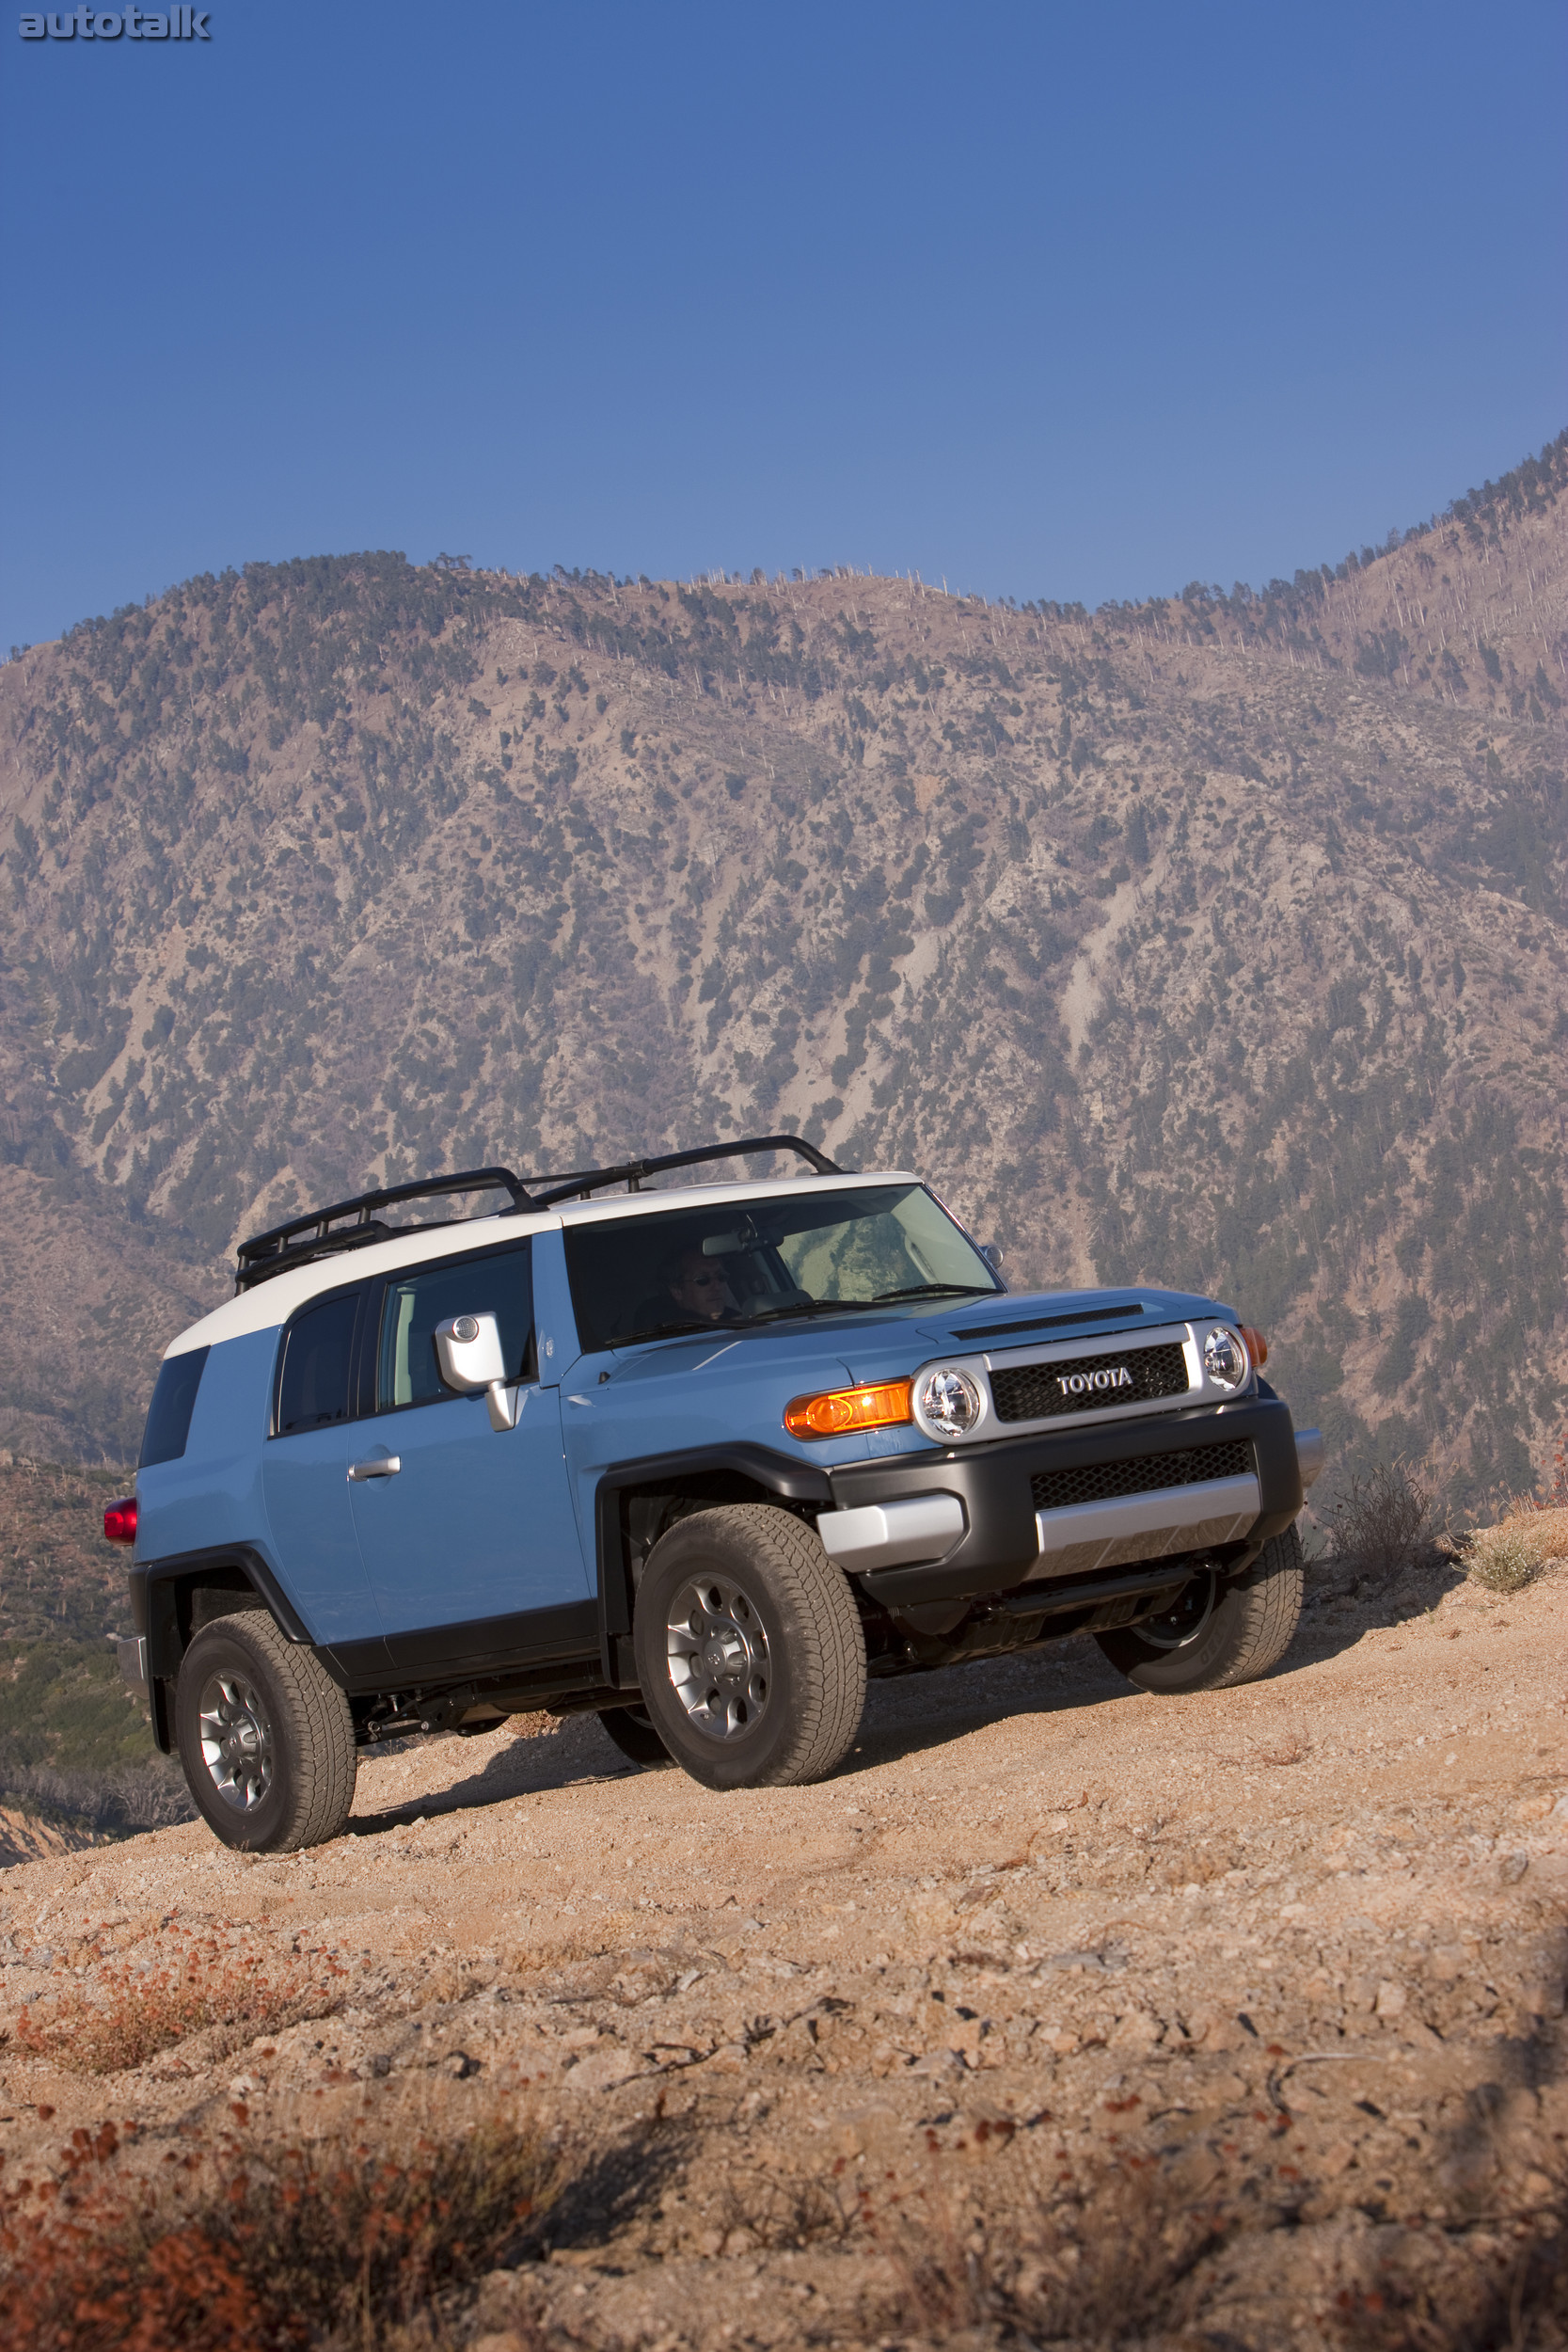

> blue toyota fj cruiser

[{"left": 108, "top": 1137, "right": 1323, "bottom": 1851}]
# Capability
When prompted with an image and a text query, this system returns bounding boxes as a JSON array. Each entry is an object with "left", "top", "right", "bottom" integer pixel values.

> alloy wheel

[
  {"left": 665, "top": 1574, "right": 772, "bottom": 1740},
  {"left": 197, "top": 1670, "right": 275, "bottom": 1811}
]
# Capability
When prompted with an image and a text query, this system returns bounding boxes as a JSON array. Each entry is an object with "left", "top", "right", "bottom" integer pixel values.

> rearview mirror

[{"left": 702, "top": 1219, "right": 757, "bottom": 1256}]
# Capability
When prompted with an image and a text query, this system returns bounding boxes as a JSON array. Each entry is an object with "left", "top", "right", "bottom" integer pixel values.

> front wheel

[
  {"left": 1094, "top": 1524, "right": 1305, "bottom": 1693},
  {"left": 174, "top": 1610, "right": 357, "bottom": 1851},
  {"left": 632, "top": 1504, "right": 866, "bottom": 1790}
]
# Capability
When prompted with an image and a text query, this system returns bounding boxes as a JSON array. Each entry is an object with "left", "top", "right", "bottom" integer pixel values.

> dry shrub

[
  {"left": 0, "top": 2107, "right": 558, "bottom": 2352},
  {"left": 1326, "top": 2218, "right": 1568, "bottom": 2352},
  {"left": 1254, "top": 1723, "right": 1312, "bottom": 1768},
  {"left": 1502, "top": 1501, "right": 1568, "bottom": 1557},
  {"left": 1324, "top": 1459, "right": 1433, "bottom": 1583},
  {"left": 870, "top": 2133, "right": 1568, "bottom": 2352},
  {"left": 715, "top": 2165, "right": 852, "bottom": 2251},
  {"left": 1465, "top": 1521, "right": 1550, "bottom": 1595},
  {"left": 874, "top": 2137, "right": 1236, "bottom": 2343},
  {"left": 8, "top": 1927, "right": 351, "bottom": 2075}
]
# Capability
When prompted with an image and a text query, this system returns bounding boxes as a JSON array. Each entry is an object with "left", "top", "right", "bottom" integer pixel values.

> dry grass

[
  {"left": 1254, "top": 1721, "right": 1313, "bottom": 1768},
  {"left": 713, "top": 2164, "right": 854, "bottom": 2253},
  {"left": 0, "top": 2106, "right": 559, "bottom": 2352},
  {"left": 863, "top": 2134, "right": 1568, "bottom": 2352},
  {"left": 6, "top": 2093, "right": 1568, "bottom": 2350},
  {"left": 869, "top": 2138, "right": 1238, "bottom": 2344},
  {"left": 6, "top": 1927, "right": 350, "bottom": 2075},
  {"left": 1466, "top": 1521, "right": 1552, "bottom": 1595},
  {"left": 1501, "top": 1502, "right": 1568, "bottom": 1556}
]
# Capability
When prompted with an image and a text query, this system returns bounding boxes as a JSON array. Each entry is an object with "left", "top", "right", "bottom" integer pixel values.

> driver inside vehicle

[{"left": 662, "top": 1245, "right": 736, "bottom": 1326}]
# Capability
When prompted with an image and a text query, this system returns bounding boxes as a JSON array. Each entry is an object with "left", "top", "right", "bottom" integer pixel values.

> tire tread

[
  {"left": 177, "top": 1611, "right": 356, "bottom": 1852},
  {"left": 636, "top": 1503, "right": 866, "bottom": 1788},
  {"left": 1094, "top": 1521, "right": 1305, "bottom": 1693},
  {"left": 1204, "top": 1523, "right": 1305, "bottom": 1688}
]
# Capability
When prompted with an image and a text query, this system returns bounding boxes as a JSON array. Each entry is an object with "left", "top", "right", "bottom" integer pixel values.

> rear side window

[
  {"left": 275, "top": 1292, "right": 361, "bottom": 1436},
  {"left": 139, "top": 1346, "right": 210, "bottom": 1468},
  {"left": 376, "top": 1243, "right": 533, "bottom": 1410}
]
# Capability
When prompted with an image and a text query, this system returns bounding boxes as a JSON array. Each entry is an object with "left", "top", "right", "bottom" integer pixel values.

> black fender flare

[
  {"left": 592, "top": 1443, "right": 834, "bottom": 1687},
  {"left": 129, "top": 1546, "right": 312, "bottom": 1750}
]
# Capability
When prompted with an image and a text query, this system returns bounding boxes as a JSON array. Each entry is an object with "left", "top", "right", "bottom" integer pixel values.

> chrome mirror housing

[{"left": 434, "top": 1313, "right": 520, "bottom": 1431}]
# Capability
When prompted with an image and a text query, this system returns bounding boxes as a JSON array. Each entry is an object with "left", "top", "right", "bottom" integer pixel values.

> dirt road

[{"left": 3, "top": 1555, "right": 1565, "bottom": 2346}]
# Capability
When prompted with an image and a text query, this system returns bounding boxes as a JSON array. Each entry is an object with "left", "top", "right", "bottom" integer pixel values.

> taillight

[
  {"left": 784, "top": 1380, "right": 912, "bottom": 1439},
  {"left": 103, "top": 1495, "right": 138, "bottom": 1546},
  {"left": 1241, "top": 1325, "right": 1268, "bottom": 1370}
]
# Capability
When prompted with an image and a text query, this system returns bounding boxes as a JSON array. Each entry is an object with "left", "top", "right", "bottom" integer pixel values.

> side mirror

[
  {"left": 434, "top": 1314, "right": 520, "bottom": 1431},
  {"left": 436, "top": 1312, "right": 506, "bottom": 1391},
  {"left": 980, "top": 1243, "right": 1005, "bottom": 1274}
]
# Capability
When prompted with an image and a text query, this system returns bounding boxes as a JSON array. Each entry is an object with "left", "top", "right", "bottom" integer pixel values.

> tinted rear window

[
  {"left": 139, "top": 1346, "right": 210, "bottom": 1468},
  {"left": 275, "top": 1292, "right": 360, "bottom": 1436}
]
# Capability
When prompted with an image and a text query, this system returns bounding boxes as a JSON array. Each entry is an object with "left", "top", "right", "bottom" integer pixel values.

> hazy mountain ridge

[{"left": 0, "top": 440, "right": 1563, "bottom": 1505}]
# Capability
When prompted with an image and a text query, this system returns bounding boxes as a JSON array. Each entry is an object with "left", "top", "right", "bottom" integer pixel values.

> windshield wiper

[
  {"left": 867, "top": 1283, "right": 995, "bottom": 1304},
  {"left": 744, "top": 1288, "right": 989, "bottom": 1323},
  {"left": 624, "top": 1286, "right": 991, "bottom": 1344},
  {"left": 622, "top": 1317, "right": 734, "bottom": 1344},
  {"left": 741, "top": 1298, "right": 867, "bottom": 1326}
]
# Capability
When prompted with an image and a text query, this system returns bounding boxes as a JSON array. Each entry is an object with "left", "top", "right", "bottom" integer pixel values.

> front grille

[
  {"left": 993, "top": 1340, "right": 1190, "bottom": 1423},
  {"left": 1030, "top": 1438, "right": 1253, "bottom": 1515}
]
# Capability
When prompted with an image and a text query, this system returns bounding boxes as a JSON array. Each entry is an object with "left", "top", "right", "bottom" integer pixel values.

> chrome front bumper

[
  {"left": 818, "top": 1492, "right": 967, "bottom": 1572},
  {"left": 1025, "top": 1471, "right": 1259, "bottom": 1579}
]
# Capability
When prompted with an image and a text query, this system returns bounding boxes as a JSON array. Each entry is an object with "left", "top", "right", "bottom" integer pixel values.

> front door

[
  {"left": 261, "top": 1280, "right": 382, "bottom": 1645},
  {"left": 345, "top": 1238, "right": 592, "bottom": 1671}
]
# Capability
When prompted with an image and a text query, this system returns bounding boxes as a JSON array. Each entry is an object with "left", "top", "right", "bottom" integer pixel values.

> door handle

[{"left": 347, "top": 1455, "right": 401, "bottom": 1482}]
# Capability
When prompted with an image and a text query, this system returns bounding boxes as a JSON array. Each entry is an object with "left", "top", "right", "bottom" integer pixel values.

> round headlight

[
  {"left": 916, "top": 1366, "right": 984, "bottom": 1439},
  {"left": 1203, "top": 1327, "right": 1248, "bottom": 1391}
]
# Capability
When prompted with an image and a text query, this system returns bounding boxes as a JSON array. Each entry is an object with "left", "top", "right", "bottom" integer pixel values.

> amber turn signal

[
  {"left": 784, "top": 1380, "right": 912, "bottom": 1439},
  {"left": 103, "top": 1495, "right": 138, "bottom": 1546},
  {"left": 1240, "top": 1325, "right": 1268, "bottom": 1369}
]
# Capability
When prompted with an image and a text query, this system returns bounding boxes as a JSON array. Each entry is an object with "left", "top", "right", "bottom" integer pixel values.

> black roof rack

[
  {"left": 232, "top": 1136, "right": 843, "bottom": 1294},
  {"left": 235, "top": 1167, "right": 530, "bottom": 1293},
  {"left": 525, "top": 1134, "right": 842, "bottom": 1209}
]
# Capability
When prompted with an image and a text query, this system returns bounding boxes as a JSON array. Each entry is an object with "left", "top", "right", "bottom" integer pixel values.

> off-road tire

[
  {"left": 174, "top": 1609, "right": 357, "bottom": 1852},
  {"left": 632, "top": 1504, "right": 866, "bottom": 1791},
  {"left": 597, "top": 1704, "right": 672, "bottom": 1768},
  {"left": 1094, "top": 1523, "right": 1305, "bottom": 1693}
]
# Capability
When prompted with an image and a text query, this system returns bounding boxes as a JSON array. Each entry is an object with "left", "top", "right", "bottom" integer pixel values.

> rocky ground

[{"left": 2, "top": 1551, "right": 1566, "bottom": 2347}]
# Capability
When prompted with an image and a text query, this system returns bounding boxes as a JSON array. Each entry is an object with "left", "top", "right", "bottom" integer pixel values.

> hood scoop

[{"left": 938, "top": 1301, "right": 1147, "bottom": 1347}]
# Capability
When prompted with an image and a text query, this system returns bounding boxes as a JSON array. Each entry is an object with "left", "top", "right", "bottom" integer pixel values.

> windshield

[{"left": 562, "top": 1183, "right": 1001, "bottom": 1352}]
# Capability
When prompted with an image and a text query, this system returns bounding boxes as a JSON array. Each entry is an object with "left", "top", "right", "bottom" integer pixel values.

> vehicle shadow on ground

[
  {"left": 348, "top": 1712, "right": 636, "bottom": 1833},
  {"left": 346, "top": 1637, "right": 1143, "bottom": 1834},
  {"left": 346, "top": 1551, "right": 1470, "bottom": 1835},
  {"left": 1291, "top": 1544, "right": 1468, "bottom": 1668}
]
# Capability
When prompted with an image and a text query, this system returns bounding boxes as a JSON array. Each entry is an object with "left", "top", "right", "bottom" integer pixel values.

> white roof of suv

[{"left": 165, "top": 1169, "right": 919, "bottom": 1358}]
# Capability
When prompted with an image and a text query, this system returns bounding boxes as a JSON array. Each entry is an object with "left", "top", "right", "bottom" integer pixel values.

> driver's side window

[{"left": 374, "top": 1244, "right": 534, "bottom": 1411}]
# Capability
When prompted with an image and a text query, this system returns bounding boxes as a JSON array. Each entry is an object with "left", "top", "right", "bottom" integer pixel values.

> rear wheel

[
  {"left": 633, "top": 1504, "right": 866, "bottom": 1790},
  {"left": 174, "top": 1611, "right": 356, "bottom": 1852},
  {"left": 597, "top": 1704, "right": 671, "bottom": 1768},
  {"left": 1094, "top": 1524, "right": 1305, "bottom": 1693}
]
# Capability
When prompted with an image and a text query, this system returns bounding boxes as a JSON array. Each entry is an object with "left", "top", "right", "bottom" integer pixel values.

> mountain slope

[{"left": 0, "top": 440, "right": 1564, "bottom": 1506}]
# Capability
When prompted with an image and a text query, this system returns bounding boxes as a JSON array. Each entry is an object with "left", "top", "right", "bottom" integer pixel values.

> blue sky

[{"left": 1, "top": 0, "right": 1562, "bottom": 652}]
